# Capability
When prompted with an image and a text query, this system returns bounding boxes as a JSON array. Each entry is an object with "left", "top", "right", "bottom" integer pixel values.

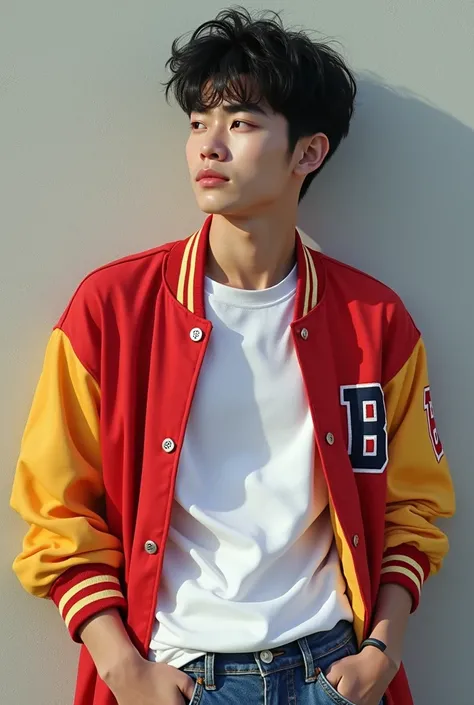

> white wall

[{"left": 1, "top": 2, "right": 471, "bottom": 703}]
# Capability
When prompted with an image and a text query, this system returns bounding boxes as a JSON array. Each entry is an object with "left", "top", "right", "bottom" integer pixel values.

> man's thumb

[{"left": 324, "top": 664, "right": 342, "bottom": 688}]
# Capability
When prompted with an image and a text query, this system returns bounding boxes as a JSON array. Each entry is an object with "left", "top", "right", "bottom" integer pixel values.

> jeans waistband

[{"left": 181, "top": 620, "right": 355, "bottom": 691}]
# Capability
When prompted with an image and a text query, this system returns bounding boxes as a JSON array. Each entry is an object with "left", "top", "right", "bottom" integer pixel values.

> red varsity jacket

[{"left": 10, "top": 215, "right": 455, "bottom": 704}]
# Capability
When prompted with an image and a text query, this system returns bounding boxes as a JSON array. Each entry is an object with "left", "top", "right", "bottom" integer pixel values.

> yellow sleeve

[
  {"left": 381, "top": 337, "right": 455, "bottom": 609},
  {"left": 10, "top": 328, "right": 126, "bottom": 640}
]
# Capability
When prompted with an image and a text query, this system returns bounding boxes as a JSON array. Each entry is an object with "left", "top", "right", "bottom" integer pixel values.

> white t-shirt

[{"left": 148, "top": 262, "right": 352, "bottom": 668}]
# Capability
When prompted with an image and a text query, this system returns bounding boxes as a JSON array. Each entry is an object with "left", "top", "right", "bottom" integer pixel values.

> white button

[
  {"left": 259, "top": 650, "right": 274, "bottom": 664},
  {"left": 144, "top": 540, "right": 158, "bottom": 555},
  {"left": 352, "top": 534, "right": 360, "bottom": 548},
  {"left": 190, "top": 327, "right": 204, "bottom": 342},
  {"left": 162, "top": 437, "right": 176, "bottom": 453},
  {"left": 325, "top": 432, "right": 335, "bottom": 445},
  {"left": 300, "top": 328, "right": 309, "bottom": 340}
]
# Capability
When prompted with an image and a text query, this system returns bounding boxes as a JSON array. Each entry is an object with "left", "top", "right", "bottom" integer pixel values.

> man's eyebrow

[
  {"left": 223, "top": 102, "right": 269, "bottom": 116},
  {"left": 194, "top": 102, "right": 269, "bottom": 116}
]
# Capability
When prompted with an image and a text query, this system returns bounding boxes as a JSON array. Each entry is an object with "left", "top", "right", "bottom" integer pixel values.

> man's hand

[
  {"left": 104, "top": 650, "right": 196, "bottom": 705},
  {"left": 78, "top": 608, "right": 196, "bottom": 704},
  {"left": 324, "top": 647, "right": 398, "bottom": 705},
  {"left": 323, "top": 582, "right": 412, "bottom": 704}
]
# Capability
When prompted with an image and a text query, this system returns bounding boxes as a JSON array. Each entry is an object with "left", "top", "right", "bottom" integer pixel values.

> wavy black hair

[{"left": 164, "top": 7, "right": 356, "bottom": 201}]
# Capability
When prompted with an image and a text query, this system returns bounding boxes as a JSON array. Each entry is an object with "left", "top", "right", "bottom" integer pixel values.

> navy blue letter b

[{"left": 340, "top": 384, "right": 388, "bottom": 473}]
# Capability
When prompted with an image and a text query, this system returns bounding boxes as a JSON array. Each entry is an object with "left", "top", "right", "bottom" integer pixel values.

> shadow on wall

[{"left": 300, "top": 74, "right": 473, "bottom": 703}]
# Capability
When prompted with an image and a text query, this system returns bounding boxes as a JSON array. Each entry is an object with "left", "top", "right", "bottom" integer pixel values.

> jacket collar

[{"left": 164, "top": 214, "right": 322, "bottom": 321}]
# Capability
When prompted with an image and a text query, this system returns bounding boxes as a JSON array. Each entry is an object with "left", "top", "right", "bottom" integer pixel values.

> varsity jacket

[{"left": 10, "top": 215, "right": 455, "bottom": 705}]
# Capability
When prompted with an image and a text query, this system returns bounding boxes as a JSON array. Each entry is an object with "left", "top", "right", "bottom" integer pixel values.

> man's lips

[{"left": 196, "top": 169, "right": 229, "bottom": 181}]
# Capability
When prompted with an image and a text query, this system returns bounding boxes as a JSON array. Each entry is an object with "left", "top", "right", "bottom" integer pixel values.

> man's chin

[{"left": 197, "top": 199, "right": 242, "bottom": 216}]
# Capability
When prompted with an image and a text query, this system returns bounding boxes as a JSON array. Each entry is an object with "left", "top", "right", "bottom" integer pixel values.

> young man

[{"left": 10, "top": 8, "right": 454, "bottom": 705}]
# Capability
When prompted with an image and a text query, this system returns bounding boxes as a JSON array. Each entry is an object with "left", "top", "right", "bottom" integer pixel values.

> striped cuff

[
  {"left": 380, "top": 544, "right": 430, "bottom": 611},
  {"left": 49, "top": 563, "right": 127, "bottom": 642}
]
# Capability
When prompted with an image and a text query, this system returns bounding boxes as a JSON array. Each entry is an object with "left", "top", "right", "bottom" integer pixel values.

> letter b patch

[{"left": 341, "top": 384, "right": 388, "bottom": 473}]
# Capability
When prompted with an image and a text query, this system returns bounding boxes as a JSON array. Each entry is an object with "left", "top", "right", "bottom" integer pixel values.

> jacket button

[
  {"left": 162, "top": 438, "right": 176, "bottom": 453},
  {"left": 190, "top": 327, "right": 204, "bottom": 342},
  {"left": 325, "top": 432, "right": 335, "bottom": 445},
  {"left": 300, "top": 328, "right": 309, "bottom": 340},
  {"left": 144, "top": 540, "right": 158, "bottom": 555},
  {"left": 352, "top": 534, "right": 360, "bottom": 547}
]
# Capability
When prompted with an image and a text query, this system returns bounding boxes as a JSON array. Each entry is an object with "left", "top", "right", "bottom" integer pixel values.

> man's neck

[{"left": 205, "top": 212, "right": 298, "bottom": 291}]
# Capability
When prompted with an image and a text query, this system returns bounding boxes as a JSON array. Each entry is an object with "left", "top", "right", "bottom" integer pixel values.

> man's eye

[
  {"left": 190, "top": 119, "right": 253, "bottom": 130},
  {"left": 232, "top": 120, "right": 252, "bottom": 129}
]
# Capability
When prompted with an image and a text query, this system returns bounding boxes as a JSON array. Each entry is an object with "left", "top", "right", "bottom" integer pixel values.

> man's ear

[{"left": 294, "top": 133, "right": 330, "bottom": 176}]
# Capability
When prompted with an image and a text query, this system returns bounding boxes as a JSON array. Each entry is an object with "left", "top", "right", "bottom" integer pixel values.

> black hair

[{"left": 163, "top": 7, "right": 356, "bottom": 201}]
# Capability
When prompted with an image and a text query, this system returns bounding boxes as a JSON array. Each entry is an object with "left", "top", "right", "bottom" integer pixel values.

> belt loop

[
  {"left": 297, "top": 637, "right": 317, "bottom": 683},
  {"left": 204, "top": 653, "right": 216, "bottom": 690}
]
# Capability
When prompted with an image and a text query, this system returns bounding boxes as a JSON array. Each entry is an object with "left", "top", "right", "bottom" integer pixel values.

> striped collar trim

[
  {"left": 177, "top": 228, "right": 201, "bottom": 314},
  {"left": 301, "top": 237, "right": 318, "bottom": 316},
  {"left": 167, "top": 215, "right": 320, "bottom": 320}
]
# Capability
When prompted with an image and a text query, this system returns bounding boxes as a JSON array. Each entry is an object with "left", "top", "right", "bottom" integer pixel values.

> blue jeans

[{"left": 180, "top": 620, "right": 384, "bottom": 705}]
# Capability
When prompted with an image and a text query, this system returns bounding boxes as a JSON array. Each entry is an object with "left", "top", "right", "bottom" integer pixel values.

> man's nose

[{"left": 200, "top": 137, "right": 227, "bottom": 161}]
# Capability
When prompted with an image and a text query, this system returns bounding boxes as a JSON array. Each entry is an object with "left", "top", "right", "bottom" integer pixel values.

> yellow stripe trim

[
  {"left": 177, "top": 230, "right": 198, "bottom": 305},
  {"left": 380, "top": 565, "right": 422, "bottom": 596},
  {"left": 382, "top": 554, "right": 425, "bottom": 584},
  {"left": 187, "top": 227, "right": 201, "bottom": 314},
  {"left": 304, "top": 245, "right": 318, "bottom": 309},
  {"left": 301, "top": 246, "right": 312, "bottom": 316},
  {"left": 59, "top": 575, "right": 121, "bottom": 617},
  {"left": 64, "top": 589, "right": 124, "bottom": 628}
]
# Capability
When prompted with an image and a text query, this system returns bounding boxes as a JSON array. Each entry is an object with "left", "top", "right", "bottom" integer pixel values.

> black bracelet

[{"left": 360, "top": 638, "right": 387, "bottom": 653}]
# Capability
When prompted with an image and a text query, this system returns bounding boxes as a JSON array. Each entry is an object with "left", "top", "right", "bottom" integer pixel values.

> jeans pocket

[
  {"left": 188, "top": 676, "right": 204, "bottom": 705},
  {"left": 315, "top": 672, "right": 384, "bottom": 705},
  {"left": 315, "top": 670, "right": 359, "bottom": 705}
]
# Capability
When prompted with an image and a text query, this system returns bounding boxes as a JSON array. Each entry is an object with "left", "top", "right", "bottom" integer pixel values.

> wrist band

[{"left": 360, "top": 638, "right": 387, "bottom": 653}]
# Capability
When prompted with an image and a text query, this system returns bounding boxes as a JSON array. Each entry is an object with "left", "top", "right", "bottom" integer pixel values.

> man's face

[{"left": 186, "top": 95, "right": 301, "bottom": 217}]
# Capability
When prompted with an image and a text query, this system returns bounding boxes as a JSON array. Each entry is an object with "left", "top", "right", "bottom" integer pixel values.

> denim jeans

[{"left": 180, "top": 620, "right": 384, "bottom": 705}]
